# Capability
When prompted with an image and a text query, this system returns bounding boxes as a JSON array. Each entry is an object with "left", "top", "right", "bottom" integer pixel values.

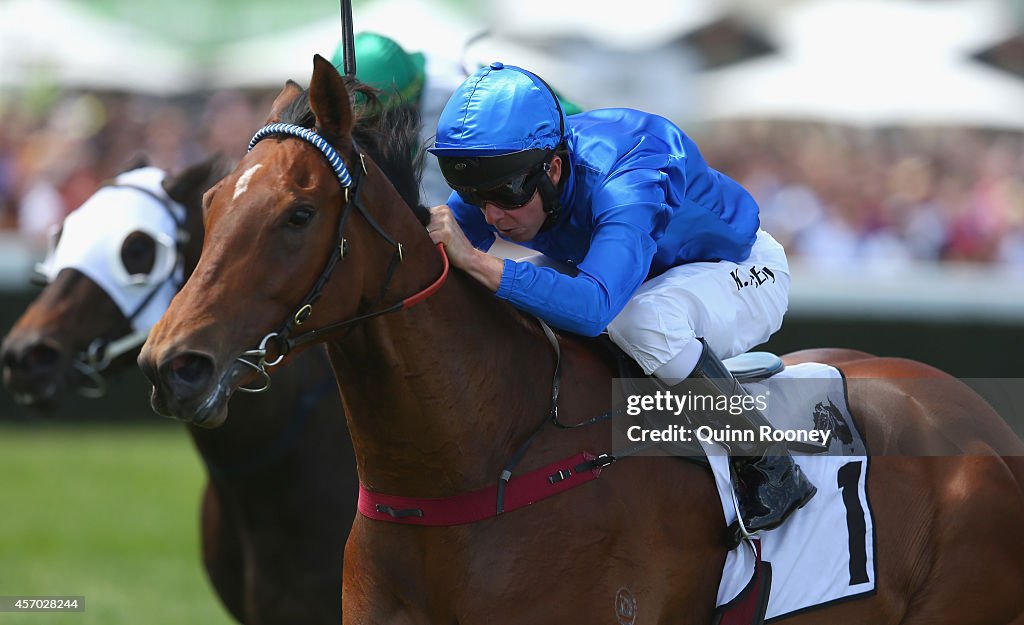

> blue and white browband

[{"left": 248, "top": 123, "right": 353, "bottom": 188}]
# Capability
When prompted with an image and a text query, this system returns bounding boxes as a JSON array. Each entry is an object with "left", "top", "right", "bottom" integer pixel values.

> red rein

[{"left": 401, "top": 243, "right": 450, "bottom": 309}]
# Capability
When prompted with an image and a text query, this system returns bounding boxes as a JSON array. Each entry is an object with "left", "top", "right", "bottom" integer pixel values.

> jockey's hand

[
  {"left": 428, "top": 205, "right": 475, "bottom": 266},
  {"left": 427, "top": 205, "right": 503, "bottom": 292}
]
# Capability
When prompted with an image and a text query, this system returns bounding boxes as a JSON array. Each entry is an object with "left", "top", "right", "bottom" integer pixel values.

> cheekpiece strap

[{"left": 248, "top": 123, "right": 353, "bottom": 188}]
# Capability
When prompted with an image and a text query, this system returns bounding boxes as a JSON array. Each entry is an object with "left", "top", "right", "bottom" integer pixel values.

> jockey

[{"left": 426, "top": 62, "right": 816, "bottom": 534}]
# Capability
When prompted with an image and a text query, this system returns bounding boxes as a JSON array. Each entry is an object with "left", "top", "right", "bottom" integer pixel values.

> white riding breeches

[{"left": 606, "top": 229, "right": 790, "bottom": 381}]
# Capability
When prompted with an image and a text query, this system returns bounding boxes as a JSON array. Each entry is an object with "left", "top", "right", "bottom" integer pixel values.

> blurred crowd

[
  {"left": 0, "top": 88, "right": 276, "bottom": 243},
  {"left": 2, "top": 90, "right": 1022, "bottom": 268},
  {"left": 699, "top": 121, "right": 1024, "bottom": 269}
]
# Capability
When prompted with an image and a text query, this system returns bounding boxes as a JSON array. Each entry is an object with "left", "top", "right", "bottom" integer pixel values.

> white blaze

[{"left": 233, "top": 164, "right": 264, "bottom": 200}]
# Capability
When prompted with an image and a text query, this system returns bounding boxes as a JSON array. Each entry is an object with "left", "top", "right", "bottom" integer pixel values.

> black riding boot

[{"left": 676, "top": 340, "right": 817, "bottom": 534}]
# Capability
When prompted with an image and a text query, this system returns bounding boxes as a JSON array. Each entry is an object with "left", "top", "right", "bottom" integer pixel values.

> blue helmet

[
  {"left": 431, "top": 63, "right": 567, "bottom": 225},
  {"left": 429, "top": 62, "right": 564, "bottom": 157}
]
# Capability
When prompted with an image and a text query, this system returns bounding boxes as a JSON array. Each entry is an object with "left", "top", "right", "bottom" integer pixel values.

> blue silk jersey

[{"left": 447, "top": 108, "right": 761, "bottom": 336}]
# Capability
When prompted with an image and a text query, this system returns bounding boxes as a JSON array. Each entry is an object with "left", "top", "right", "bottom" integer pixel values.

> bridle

[
  {"left": 239, "top": 125, "right": 634, "bottom": 520},
  {"left": 236, "top": 123, "right": 449, "bottom": 393}
]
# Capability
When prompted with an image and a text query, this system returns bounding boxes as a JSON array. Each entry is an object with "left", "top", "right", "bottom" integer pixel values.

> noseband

[{"left": 237, "top": 123, "right": 448, "bottom": 392}]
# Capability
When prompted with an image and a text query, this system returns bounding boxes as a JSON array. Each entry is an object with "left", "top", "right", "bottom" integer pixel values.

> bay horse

[
  {"left": 139, "top": 55, "right": 1024, "bottom": 625},
  {"left": 1, "top": 156, "right": 358, "bottom": 625}
]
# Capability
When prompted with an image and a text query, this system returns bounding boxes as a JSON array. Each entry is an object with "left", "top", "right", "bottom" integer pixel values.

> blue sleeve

[
  {"left": 495, "top": 169, "right": 667, "bottom": 336},
  {"left": 447, "top": 192, "right": 495, "bottom": 252}
]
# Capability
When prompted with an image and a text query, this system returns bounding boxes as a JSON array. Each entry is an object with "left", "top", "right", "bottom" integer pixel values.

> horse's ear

[
  {"left": 265, "top": 80, "right": 304, "bottom": 124},
  {"left": 309, "top": 54, "right": 354, "bottom": 145},
  {"left": 117, "top": 152, "right": 150, "bottom": 174},
  {"left": 163, "top": 153, "right": 229, "bottom": 206}
]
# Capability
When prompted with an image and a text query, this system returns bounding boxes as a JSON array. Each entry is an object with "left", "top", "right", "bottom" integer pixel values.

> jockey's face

[{"left": 480, "top": 155, "right": 561, "bottom": 243}]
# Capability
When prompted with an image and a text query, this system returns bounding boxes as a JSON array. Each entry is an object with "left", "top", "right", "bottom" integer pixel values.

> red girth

[{"left": 358, "top": 452, "right": 611, "bottom": 526}]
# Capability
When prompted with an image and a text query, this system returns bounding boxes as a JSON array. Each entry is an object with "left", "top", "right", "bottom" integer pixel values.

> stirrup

[
  {"left": 679, "top": 339, "right": 817, "bottom": 543},
  {"left": 725, "top": 485, "right": 818, "bottom": 549}
]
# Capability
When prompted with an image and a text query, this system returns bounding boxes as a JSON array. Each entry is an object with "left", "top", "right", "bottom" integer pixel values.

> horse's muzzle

[
  {"left": 1, "top": 333, "right": 68, "bottom": 408},
  {"left": 139, "top": 346, "right": 225, "bottom": 426}
]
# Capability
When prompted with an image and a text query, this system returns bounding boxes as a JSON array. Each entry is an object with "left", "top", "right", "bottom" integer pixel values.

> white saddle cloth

[{"left": 711, "top": 362, "right": 876, "bottom": 620}]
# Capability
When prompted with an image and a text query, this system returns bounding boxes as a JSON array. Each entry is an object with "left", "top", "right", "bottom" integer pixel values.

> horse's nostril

[
  {"left": 4, "top": 342, "right": 62, "bottom": 376},
  {"left": 161, "top": 352, "right": 215, "bottom": 395},
  {"left": 170, "top": 354, "right": 209, "bottom": 384},
  {"left": 24, "top": 344, "right": 60, "bottom": 372}
]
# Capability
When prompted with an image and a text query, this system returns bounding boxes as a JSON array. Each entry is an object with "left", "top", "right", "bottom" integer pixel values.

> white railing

[{"left": 3, "top": 237, "right": 1023, "bottom": 324}]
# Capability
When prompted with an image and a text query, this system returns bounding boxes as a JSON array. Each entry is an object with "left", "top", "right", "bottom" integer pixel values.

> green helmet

[{"left": 332, "top": 32, "right": 426, "bottom": 110}]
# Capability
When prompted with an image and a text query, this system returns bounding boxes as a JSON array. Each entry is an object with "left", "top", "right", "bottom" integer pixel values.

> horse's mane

[{"left": 279, "top": 79, "right": 430, "bottom": 226}]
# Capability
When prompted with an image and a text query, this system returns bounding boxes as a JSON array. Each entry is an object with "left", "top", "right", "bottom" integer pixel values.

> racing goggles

[{"left": 439, "top": 149, "right": 553, "bottom": 210}]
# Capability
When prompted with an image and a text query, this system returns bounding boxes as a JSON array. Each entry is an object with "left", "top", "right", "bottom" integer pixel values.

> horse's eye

[
  {"left": 121, "top": 230, "right": 157, "bottom": 276},
  {"left": 288, "top": 207, "right": 314, "bottom": 228}
]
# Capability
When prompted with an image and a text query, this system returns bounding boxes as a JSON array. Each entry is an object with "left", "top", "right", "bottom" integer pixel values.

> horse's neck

[{"left": 328, "top": 246, "right": 559, "bottom": 496}]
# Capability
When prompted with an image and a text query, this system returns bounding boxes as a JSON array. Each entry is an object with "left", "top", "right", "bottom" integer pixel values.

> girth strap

[{"left": 358, "top": 451, "right": 608, "bottom": 526}]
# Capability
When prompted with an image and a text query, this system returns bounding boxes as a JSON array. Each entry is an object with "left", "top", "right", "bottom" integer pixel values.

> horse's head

[
  {"left": 139, "top": 55, "right": 433, "bottom": 428},
  {"left": 1, "top": 156, "right": 221, "bottom": 409}
]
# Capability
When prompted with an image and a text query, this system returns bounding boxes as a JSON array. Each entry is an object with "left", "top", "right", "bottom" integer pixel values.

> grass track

[{"left": 0, "top": 422, "right": 235, "bottom": 625}]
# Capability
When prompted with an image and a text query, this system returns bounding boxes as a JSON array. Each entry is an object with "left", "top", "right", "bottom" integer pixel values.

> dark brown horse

[
  {"left": 1, "top": 157, "right": 358, "bottom": 625},
  {"left": 139, "top": 56, "right": 1024, "bottom": 625}
]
